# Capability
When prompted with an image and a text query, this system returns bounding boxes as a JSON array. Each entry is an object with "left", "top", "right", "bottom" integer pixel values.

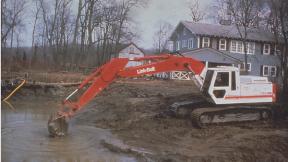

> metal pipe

[{"left": 65, "top": 89, "right": 79, "bottom": 101}]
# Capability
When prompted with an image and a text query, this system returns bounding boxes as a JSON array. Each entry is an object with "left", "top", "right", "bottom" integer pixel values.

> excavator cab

[
  {"left": 202, "top": 66, "right": 275, "bottom": 105},
  {"left": 201, "top": 67, "right": 240, "bottom": 105}
]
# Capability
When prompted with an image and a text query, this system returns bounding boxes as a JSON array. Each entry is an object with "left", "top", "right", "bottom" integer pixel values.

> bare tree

[
  {"left": 266, "top": 0, "right": 288, "bottom": 101},
  {"left": 1, "top": 0, "right": 27, "bottom": 47},
  {"left": 223, "top": 0, "right": 262, "bottom": 72},
  {"left": 153, "top": 21, "right": 173, "bottom": 53},
  {"left": 188, "top": 0, "right": 205, "bottom": 22},
  {"left": 32, "top": 0, "right": 41, "bottom": 48},
  {"left": 36, "top": 0, "right": 73, "bottom": 67}
]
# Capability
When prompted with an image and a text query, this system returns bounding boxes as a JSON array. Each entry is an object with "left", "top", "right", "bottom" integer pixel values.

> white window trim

[
  {"left": 263, "top": 44, "right": 271, "bottom": 55},
  {"left": 182, "top": 40, "right": 188, "bottom": 48},
  {"left": 230, "top": 40, "right": 244, "bottom": 54},
  {"left": 246, "top": 42, "right": 255, "bottom": 55},
  {"left": 219, "top": 39, "right": 227, "bottom": 50},
  {"left": 270, "top": 66, "right": 277, "bottom": 77},
  {"left": 176, "top": 41, "right": 180, "bottom": 51},
  {"left": 197, "top": 37, "right": 200, "bottom": 48},
  {"left": 230, "top": 40, "right": 243, "bottom": 53},
  {"left": 241, "top": 62, "right": 252, "bottom": 72},
  {"left": 202, "top": 37, "right": 210, "bottom": 48},
  {"left": 230, "top": 40, "right": 237, "bottom": 53},
  {"left": 188, "top": 39, "right": 193, "bottom": 49},
  {"left": 262, "top": 65, "right": 269, "bottom": 76},
  {"left": 230, "top": 40, "right": 255, "bottom": 54},
  {"left": 262, "top": 65, "right": 277, "bottom": 77}
]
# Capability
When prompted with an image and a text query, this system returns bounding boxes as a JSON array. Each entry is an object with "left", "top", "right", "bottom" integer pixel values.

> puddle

[{"left": 1, "top": 98, "right": 138, "bottom": 162}]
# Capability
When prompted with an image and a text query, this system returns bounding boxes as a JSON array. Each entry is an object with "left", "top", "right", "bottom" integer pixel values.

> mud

[
  {"left": 75, "top": 80, "right": 288, "bottom": 161},
  {"left": 2, "top": 79, "right": 288, "bottom": 162}
]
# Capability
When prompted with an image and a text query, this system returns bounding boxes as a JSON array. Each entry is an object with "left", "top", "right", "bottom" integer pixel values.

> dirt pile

[{"left": 73, "top": 79, "right": 288, "bottom": 162}]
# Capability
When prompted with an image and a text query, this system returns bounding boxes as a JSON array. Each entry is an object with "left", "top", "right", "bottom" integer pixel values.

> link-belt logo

[{"left": 137, "top": 67, "right": 156, "bottom": 74}]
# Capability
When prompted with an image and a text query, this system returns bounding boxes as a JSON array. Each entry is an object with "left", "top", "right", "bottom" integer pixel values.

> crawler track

[
  {"left": 169, "top": 101, "right": 273, "bottom": 128},
  {"left": 190, "top": 106, "right": 272, "bottom": 128}
]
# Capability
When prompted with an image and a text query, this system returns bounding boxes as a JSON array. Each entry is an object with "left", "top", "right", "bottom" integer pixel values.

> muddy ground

[
  {"left": 75, "top": 79, "right": 288, "bottom": 162},
  {"left": 2, "top": 79, "right": 288, "bottom": 162}
]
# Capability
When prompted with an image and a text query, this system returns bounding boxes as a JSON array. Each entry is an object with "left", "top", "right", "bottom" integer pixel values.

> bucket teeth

[{"left": 48, "top": 113, "right": 68, "bottom": 137}]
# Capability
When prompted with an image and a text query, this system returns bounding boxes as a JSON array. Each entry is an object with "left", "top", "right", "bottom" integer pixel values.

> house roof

[
  {"left": 181, "top": 48, "right": 243, "bottom": 64},
  {"left": 174, "top": 21, "right": 281, "bottom": 43},
  {"left": 116, "top": 42, "right": 146, "bottom": 54}
]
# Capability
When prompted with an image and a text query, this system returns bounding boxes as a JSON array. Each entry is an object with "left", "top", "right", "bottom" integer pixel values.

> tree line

[{"left": 1, "top": 0, "right": 146, "bottom": 70}]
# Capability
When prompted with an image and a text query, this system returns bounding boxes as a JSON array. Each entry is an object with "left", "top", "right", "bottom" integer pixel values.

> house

[
  {"left": 169, "top": 21, "right": 283, "bottom": 83},
  {"left": 111, "top": 42, "right": 145, "bottom": 67}
]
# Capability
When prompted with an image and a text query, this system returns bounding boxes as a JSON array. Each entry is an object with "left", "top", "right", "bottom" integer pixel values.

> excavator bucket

[{"left": 48, "top": 113, "right": 68, "bottom": 137}]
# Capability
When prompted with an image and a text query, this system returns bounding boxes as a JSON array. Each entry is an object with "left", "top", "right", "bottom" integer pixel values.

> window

[
  {"left": 230, "top": 40, "right": 243, "bottom": 53},
  {"left": 188, "top": 39, "right": 193, "bottom": 49},
  {"left": 263, "top": 44, "right": 270, "bottom": 55},
  {"left": 237, "top": 42, "right": 243, "bottom": 52},
  {"left": 230, "top": 41, "right": 255, "bottom": 54},
  {"left": 262, "top": 65, "right": 277, "bottom": 77},
  {"left": 263, "top": 66, "right": 269, "bottom": 76},
  {"left": 202, "top": 37, "right": 210, "bottom": 48},
  {"left": 246, "top": 42, "right": 255, "bottom": 54},
  {"left": 219, "top": 39, "right": 226, "bottom": 50},
  {"left": 270, "top": 66, "right": 277, "bottom": 77},
  {"left": 182, "top": 40, "right": 188, "bottom": 48},
  {"left": 232, "top": 71, "right": 236, "bottom": 90},
  {"left": 240, "top": 63, "right": 251, "bottom": 72},
  {"left": 274, "top": 45, "right": 281, "bottom": 55},
  {"left": 129, "top": 47, "right": 134, "bottom": 53},
  {"left": 231, "top": 41, "right": 237, "bottom": 52},
  {"left": 214, "top": 72, "right": 229, "bottom": 87},
  {"left": 176, "top": 41, "right": 180, "bottom": 51}
]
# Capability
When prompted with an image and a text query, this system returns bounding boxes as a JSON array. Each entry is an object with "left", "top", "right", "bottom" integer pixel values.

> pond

[{"left": 1, "top": 97, "right": 137, "bottom": 162}]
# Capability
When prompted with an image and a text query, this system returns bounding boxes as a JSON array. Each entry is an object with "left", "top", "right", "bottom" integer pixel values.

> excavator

[{"left": 48, "top": 53, "right": 277, "bottom": 137}]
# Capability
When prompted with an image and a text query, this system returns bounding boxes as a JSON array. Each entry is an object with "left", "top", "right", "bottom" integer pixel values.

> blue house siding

[
  {"left": 169, "top": 21, "right": 282, "bottom": 84},
  {"left": 171, "top": 24, "right": 198, "bottom": 51}
]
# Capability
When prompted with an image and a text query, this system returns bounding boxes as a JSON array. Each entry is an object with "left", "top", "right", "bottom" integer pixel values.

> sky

[
  {"left": 21, "top": 0, "right": 213, "bottom": 49},
  {"left": 132, "top": 0, "right": 213, "bottom": 48}
]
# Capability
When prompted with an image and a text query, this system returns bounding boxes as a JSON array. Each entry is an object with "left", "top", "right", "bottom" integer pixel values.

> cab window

[{"left": 214, "top": 72, "right": 229, "bottom": 87}]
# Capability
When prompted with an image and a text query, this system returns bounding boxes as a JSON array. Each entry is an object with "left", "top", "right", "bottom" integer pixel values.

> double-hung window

[
  {"left": 188, "top": 39, "right": 193, "bottom": 49},
  {"left": 240, "top": 63, "right": 251, "bottom": 71},
  {"left": 219, "top": 39, "right": 226, "bottom": 50},
  {"left": 263, "top": 44, "right": 270, "bottom": 55},
  {"left": 231, "top": 41, "right": 237, "bottom": 52},
  {"left": 262, "top": 65, "right": 277, "bottom": 77},
  {"left": 176, "top": 41, "right": 180, "bottom": 51},
  {"left": 230, "top": 40, "right": 243, "bottom": 53},
  {"left": 182, "top": 40, "right": 188, "bottom": 48},
  {"left": 246, "top": 42, "right": 255, "bottom": 54},
  {"left": 202, "top": 37, "right": 210, "bottom": 48}
]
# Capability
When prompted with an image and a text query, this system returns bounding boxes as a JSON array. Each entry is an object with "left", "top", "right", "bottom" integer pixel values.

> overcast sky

[
  {"left": 22, "top": 0, "right": 214, "bottom": 48},
  {"left": 133, "top": 0, "right": 213, "bottom": 48}
]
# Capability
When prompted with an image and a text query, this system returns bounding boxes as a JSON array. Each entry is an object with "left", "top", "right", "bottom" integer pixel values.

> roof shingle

[{"left": 180, "top": 21, "right": 280, "bottom": 43}]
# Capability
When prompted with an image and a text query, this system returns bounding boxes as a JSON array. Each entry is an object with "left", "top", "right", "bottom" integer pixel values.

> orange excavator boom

[{"left": 48, "top": 54, "right": 205, "bottom": 137}]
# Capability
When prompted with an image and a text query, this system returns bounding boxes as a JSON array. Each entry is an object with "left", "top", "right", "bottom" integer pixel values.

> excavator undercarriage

[{"left": 168, "top": 101, "right": 273, "bottom": 128}]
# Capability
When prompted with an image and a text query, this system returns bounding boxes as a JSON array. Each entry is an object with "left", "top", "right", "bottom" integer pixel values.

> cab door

[{"left": 209, "top": 71, "right": 230, "bottom": 104}]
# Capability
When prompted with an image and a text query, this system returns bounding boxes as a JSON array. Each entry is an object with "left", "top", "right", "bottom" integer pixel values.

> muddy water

[{"left": 1, "top": 98, "right": 137, "bottom": 162}]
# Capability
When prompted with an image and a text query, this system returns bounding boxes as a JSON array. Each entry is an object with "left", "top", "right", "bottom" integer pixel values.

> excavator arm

[{"left": 48, "top": 54, "right": 205, "bottom": 137}]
